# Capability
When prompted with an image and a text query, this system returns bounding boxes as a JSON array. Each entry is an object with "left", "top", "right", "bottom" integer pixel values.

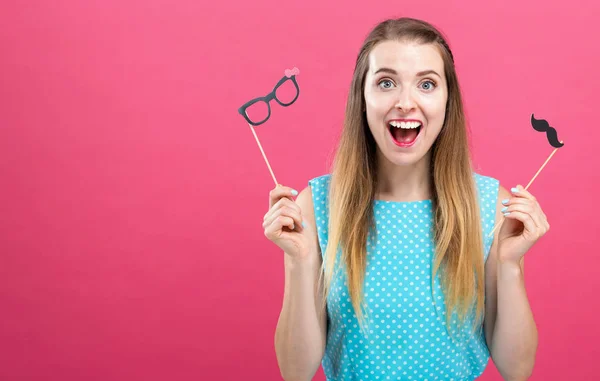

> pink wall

[{"left": 1, "top": 0, "right": 598, "bottom": 380}]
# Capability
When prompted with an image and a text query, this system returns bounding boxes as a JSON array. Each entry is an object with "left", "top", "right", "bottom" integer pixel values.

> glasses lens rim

[
  {"left": 243, "top": 98, "right": 270, "bottom": 125},
  {"left": 274, "top": 77, "right": 299, "bottom": 106}
]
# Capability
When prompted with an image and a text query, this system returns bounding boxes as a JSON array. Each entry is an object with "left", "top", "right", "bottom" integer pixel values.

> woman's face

[{"left": 364, "top": 40, "right": 448, "bottom": 167}]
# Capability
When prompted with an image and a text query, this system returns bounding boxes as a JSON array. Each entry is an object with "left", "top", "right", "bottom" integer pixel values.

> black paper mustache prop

[
  {"left": 531, "top": 114, "right": 564, "bottom": 148},
  {"left": 488, "top": 114, "right": 564, "bottom": 237}
]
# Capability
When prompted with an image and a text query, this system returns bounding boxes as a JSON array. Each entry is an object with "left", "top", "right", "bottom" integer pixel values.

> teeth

[{"left": 389, "top": 121, "right": 422, "bottom": 129}]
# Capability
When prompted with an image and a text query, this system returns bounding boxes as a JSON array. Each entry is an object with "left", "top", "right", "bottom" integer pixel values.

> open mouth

[{"left": 388, "top": 120, "right": 422, "bottom": 147}]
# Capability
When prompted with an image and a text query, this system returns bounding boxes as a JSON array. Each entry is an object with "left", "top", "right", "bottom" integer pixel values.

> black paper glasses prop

[
  {"left": 237, "top": 67, "right": 300, "bottom": 185},
  {"left": 488, "top": 113, "right": 564, "bottom": 237}
]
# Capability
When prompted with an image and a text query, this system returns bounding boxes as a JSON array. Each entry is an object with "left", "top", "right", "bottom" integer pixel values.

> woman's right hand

[{"left": 263, "top": 185, "right": 312, "bottom": 260}]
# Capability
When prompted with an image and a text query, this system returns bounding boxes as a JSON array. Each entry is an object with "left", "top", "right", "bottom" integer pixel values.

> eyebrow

[{"left": 373, "top": 68, "right": 441, "bottom": 78}]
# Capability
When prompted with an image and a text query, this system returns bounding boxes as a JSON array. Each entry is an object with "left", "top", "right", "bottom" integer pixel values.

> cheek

[
  {"left": 421, "top": 96, "right": 447, "bottom": 119},
  {"left": 365, "top": 91, "right": 392, "bottom": 114}
]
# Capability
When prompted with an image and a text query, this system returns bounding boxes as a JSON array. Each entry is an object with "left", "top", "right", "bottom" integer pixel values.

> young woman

[{"left": 263, "top": 17, "right": 547, "bottom": 381}]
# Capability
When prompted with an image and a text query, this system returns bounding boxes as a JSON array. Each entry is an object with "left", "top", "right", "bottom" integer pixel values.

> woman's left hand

[{"left": 497, "top": 184, "right": 550, "bottom": 263}]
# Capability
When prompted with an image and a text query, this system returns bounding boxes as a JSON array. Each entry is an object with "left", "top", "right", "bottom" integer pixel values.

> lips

[{"left": 387, "top": 119, "right": 423, "bottom": 147}]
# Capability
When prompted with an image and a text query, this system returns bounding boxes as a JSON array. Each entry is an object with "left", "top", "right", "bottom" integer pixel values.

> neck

[{"left": 374, "top": 150, "right": 433, "bottom": 202}]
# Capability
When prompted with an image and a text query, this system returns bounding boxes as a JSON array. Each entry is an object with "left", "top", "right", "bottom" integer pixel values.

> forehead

[{"left": 367, "top": 40, "right": 445, "bottom": 77}]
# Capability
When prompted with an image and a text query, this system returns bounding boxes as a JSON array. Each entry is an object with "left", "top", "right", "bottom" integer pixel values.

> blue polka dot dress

[{"left": 308, "top": 173, "right": 500, "bottom": 381}]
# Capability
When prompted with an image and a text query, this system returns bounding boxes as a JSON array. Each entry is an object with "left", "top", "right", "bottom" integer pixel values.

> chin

[{"left": 376, "top": 148, "right": 424, "bottom": 167}]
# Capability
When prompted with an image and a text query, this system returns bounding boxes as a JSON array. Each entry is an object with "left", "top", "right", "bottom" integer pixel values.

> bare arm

[
  {"left": 484, "top": 185, "right": 538, "bottom": 381},
  {"left": 274, "top": 186, "right": 327, "bottom": 381}
]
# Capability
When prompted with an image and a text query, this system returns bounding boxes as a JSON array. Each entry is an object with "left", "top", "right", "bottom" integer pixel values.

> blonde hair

[{"left": 318, "top": 18, "right": 485, "bottom": 336}]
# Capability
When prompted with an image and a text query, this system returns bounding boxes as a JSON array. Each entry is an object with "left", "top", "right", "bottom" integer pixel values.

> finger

[
  {"left": 263, "top": 206, "right": 304, "bottom": 232},
  {"left": 274, "top": 197, "right": 302, "bottom": 215},
  {"left": 510, "top": 184, "right": 537, "bottom": 202},
  {"left": 529, "top": 202, "right": 549, "bottom": 233},
  {"left": 264, "top": 215, "right": 297, "bottom": 239},
  {"left": 264, "top": 223, "right": 293, "bottom": 243},
  {"left": 263, "top": 206, "right": 303, "bottom": 230},
  {"left": 501, "top": 197, "right": 535, "bottom": 216},
  {"left": 264, "top": 198, "right": 302, "bottom": 221},
  {"left": 269, "top": 185, "right": 299, "bottom": 208},
  {"left": 536, "top": 205, "right": 550, "bottom": 231},
  {"left": 503, "top": 195, "right": 550, "bottom": 233},
  {"left": 531, "top": 209, "right": 549, "bottom": 235},
  {"left": 502, "top": 197, "right": 535, "bottom": 208},
  {"left": 502, "top": 199, "right": 546, "bottom": 229},
  {"left": 503, "top": 210, "right": 539, "bottom": 238}
]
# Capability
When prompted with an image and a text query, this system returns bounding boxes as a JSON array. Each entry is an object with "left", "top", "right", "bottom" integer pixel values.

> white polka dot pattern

[{"left": 308, "top": 173, "right": 500, "bottom": 381}]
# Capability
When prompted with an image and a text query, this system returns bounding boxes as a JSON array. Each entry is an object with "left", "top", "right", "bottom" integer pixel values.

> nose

[{"left": 394, "top": 88, "right": 416, "bottom": 113}]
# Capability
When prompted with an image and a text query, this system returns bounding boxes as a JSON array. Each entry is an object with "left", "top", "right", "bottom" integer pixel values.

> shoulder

[
  {"left": 308, "top": 173, "right": 332, "bottom": 189},
  {"left": 296, "top": 175, "right": 332, "bottom": 256},
  {"left": 472, "top": 172, "right": 500, "bottom": 193},
  {"left": 293, "top": 173, "right": 332, "bottom": 219},
  {"left": 472, "top": 172, "right": 511, "bottom": 256},
  {"left": 307, "top": 174, "right": 332, "bottom": 206},
  {"left": 471, "top": 172, "right": 502, "bottom": 214},
  {"left": 472, "top": 172, "right": 510, "bottom": 223},
  {"left": 473, "top": 172, "right": 511, "bottom": 208}
]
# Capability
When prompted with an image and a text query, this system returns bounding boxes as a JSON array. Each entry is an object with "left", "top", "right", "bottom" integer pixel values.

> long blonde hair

[{"left": 319, "top": 17, "right": 485, "bottom": 335}]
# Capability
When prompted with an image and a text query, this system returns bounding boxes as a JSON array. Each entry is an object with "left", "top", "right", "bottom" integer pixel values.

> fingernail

[
  {"left": 501, "top": 206, "right": 508, "bottom": 213},
  {"left": 501, "top": 199, "right": 509, "bottom": 205},
  {"left": 511, "top": 187, "right": 519, "bottom": 193},
  {"left": 302, "top": 221, "right": 306, "bottom": 228},
  {"left": 504, "top": 212, "right": 511, "bottom": 216},
  {"left": 291, "top": 189, "right": 298, "bottom": 196}
]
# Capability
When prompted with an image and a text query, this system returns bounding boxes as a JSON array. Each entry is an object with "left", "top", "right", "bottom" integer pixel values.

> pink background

[{"left": 1, "top": 0, "right": 598, "bottom": 380}]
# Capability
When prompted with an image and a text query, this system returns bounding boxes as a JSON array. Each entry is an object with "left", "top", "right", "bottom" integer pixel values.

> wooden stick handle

[
  {"left": 248, "top": 123, "right": 278, "bottom": 186},
  {"left": 487, "top": 142, "right": 562, "bottom": 238}
]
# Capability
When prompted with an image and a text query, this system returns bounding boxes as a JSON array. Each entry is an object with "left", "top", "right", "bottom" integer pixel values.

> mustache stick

[
  {"left": 487, "top": 140, "right": 563, "bottom": 238},
  {"left": 248, "top": 122, "right": 279, "bottom": 186}
]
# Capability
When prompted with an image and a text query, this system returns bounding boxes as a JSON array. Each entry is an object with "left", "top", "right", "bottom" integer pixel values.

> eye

[
  {"left": 420, "top": 80, "right": 437, "bottom": 91},
  {"left": 378, "top": 79, "right": 395, "bottom": 89}
]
